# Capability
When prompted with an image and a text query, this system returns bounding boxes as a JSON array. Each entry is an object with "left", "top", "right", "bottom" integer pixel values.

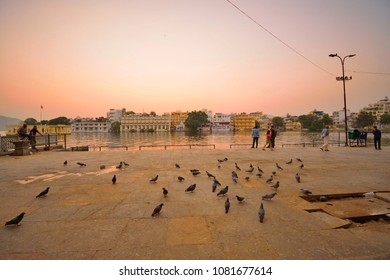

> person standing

[
  {"left": 251, "top": 126, "right": 260, "bottom": 148},
  {"left": 372, "top": 126, "right": 381, "bottom": 150},
  {"left": 29, "top": 125, "right": 42, "bottom": 148},
  {"left": 269, "top": 125, "right": 276, "bottom": 151},
  {"left": 320, "top": 125, "right": 330, "bottom": 151},
  {"left": 262, "top": 129, "right": 271, "bottom": 151}
]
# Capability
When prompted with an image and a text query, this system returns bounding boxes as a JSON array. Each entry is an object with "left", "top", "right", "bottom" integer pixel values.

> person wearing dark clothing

[
  {"left": 372, "top": 126, "right": 381, "bottom": 150},
  {"left": 269, "top": 125, "right": 276, "bottom": 150},
  {"left": 17, "top": 124, "right": 32, "bottom": 141},
  {"left": 29, "top": 125, "right": 42, "bottom": 148},
  {"left": 251, "top": 126, "right": 259, "bottom": 148}
]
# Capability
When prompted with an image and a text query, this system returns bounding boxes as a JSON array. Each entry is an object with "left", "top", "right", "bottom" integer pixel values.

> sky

[{"left": 0, "top": 0, "right": 389, "bottom": 121}]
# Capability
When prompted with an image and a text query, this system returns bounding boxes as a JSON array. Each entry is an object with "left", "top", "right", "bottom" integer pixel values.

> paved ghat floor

[{"left": 0, "top": 146, "right": 389, "bottom": 260}]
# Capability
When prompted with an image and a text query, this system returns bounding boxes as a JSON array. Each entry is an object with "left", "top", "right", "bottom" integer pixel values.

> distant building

[
  {"left": 309, "top": 109, "right": 325, "bottom": 118},
  {"left": 211, "top": 113, "right": 232, "bottom": 131},
  {"left": 360, "top": 96, "right": 390, "bottom": 121},
  {"left": 71, "top": 121, "right": 110, "bottom": 133},
  {"left": 233, "top": 113, "right": 255, "bottom": 131},
  {"left": 284, "top": 120, "right": 302, "bottom": 131},
  {"left": 121, "top": 113, "right": 171, "bottom": 132},
  {"left": 107, "top": 108, "right": 126, "bottom": 123},
  {"left": 170, "top": 111, "right": 189, "bottom": 131},
  {"left": 332, "top": 109, "right": 353, "bottom": 127}
]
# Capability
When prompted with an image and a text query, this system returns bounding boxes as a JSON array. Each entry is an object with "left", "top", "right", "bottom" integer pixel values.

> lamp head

[
  {"left": 348, "top": 54, "right": 356, "bottom": 58},
  {"left": 329, "top": 53, "right": 337, "bottom": 57}
]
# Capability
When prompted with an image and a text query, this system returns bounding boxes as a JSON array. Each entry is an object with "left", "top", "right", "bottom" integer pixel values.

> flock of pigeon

[{"left": 4, "top": 155, "right": 314, "bottom": 227}]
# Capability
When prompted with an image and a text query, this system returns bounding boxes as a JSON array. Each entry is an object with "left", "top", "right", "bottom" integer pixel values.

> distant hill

[{"left": 0, "top": 115, "right": 22, "bottom": 131}]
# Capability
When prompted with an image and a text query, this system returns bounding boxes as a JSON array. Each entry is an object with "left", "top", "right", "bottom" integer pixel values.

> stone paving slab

[{"left": 0, "top": 146, "right": 389, "bottom": 260}]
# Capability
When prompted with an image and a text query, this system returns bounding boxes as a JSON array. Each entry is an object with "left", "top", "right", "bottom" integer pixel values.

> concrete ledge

[{"left": 11, "top": 141, "right": 31, "bottom": 156}]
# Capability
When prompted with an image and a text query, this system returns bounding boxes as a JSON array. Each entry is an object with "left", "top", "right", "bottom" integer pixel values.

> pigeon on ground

[
  {"left": 123, "top": 162, "right": 129, "bottom": 166},
  {"left": 225, "top": 198, "right": 230, "bottom": 214},
  {"left": 217, "top": 186, "right": 229, "bottom": 196},
  {"left": 256, "top": 173, "right": 263, "bottom": 178},
  {"left": 223, "top": 157, "right": 228, "bottom": 162},
  {"left": 232, "top": 171, "right": 238, "bottom": 183},
  {"left": 178, "top": 176, "right": 185, "bottom": 182},
  {"left": 235, "top": 163, "right": 241, "bottom": 171},
  {"left": 236, "top": 195, "right": 245, "bottom": 202},
  {"left": 116, "top": 162, "right": 123, "bottom": 169},
  {"left": 271, "top": 181, "right": 280, "bottom": 190},
  {"left": 286, "top": 159, "right": 293, "bottom": 164},
  {"left": 262, "top": 193, "right": 277, "bottom": 200},
  {"left": 213, "top": 178, "right": 222, "bottom": 186},
  {"left": 5, "top": 212, "right": 26, "bottom": 226},
  {"left": 246, "top": 166, "right": 254, "bottom": 173},
  {"left": 300, "top": 164, "right": 304, "bottom": 169},
  {"left": 319, "top": 196, "right": 328, "bottom": 202},
  {"left": 151, "top": 204, "right": 164, "bottom": 217},
  {"left": 266, "top": 175, "right": 274, "bottom": 184},
  {"left": 276, "top": 163, "right": 283, "bottom": 171},
  {"left": 258, "top": 203, "right": 265, "bottom": 223},
  {"left": 150, "top": 175, "right": 159, "bottom": 183},
  {"left": 257, "top": 166, "right": 264, "bottom": 173},
  {"left": 36, "top": 187, "right": 50, "bottom": 198},
  {"left": 162, "top": 187, "right": 168, "bottom": 197},
  {"left": 295, "top": 173, "right": 301, "bottom": 183},
  {"left": 112, "top": 175, "right": 117, "bottom": 184},
  {"left": 175, "top": 163, "right": 180, "bottom": 168},
  {"left": 300, "top": 188, "right": 312, "bottom": 195},
  {"left": 185, "top": 183, "right": 197, "bottom": 192},
  {"left": 77, "top": 162, "right": 86, "bottom": 167},
  {"left": 206, "top": 171, "right": 215, "bottom": 178},
  {"left": 296, "top": 158, "right": 303, "bottom": 162},
  {"left": 63, "top": 160, "right": 68, "bottom": 165},
  {"left": 212, "top": 181, "right": 218, "bottom": 192},
  {"left": 272, "top": 171, "right": 276, "bottom": 176},
  {"left": 217, "top": 159, "right": 224, "bottom": 163},
  {"left": 191, "top": 169, "right": 201, "bottom": 176},
  {"left": 245, "top": 176, "right": 250, "bottom": 181}
]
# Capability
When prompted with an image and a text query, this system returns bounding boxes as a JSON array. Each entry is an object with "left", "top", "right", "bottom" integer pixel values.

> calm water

[{"left": 61, "top": 131, "right": 389, "bottom": 150}]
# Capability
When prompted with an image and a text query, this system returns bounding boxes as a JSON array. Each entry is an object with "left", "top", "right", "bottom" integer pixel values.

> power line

[
  {"left": 224, "top": 0, "right": 335, "bottom": 76},
  {"left": 347, "top": 70, "right": 390, "bottom": 75}
]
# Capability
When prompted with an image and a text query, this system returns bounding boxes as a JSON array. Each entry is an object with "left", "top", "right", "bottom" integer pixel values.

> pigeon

[
  {"left": 232, "top": 170, "right": 239, "bottom": 178},
  {"left": 271, "top": 181, "right": 280, "bottom": 190},
  {"left": 245, "top": 176, "right": 250, "bottom": 181},
  {"left": 116, "top": 162, "right": 123, "bottom": 169},
  {"left": 225, "top": 198, "right": 230, "bottom": 214},
  {"left": 178, "top": 176, "right": 185, "bottom": 182},
  {"left": 246, "top": 166, "right": 254, "bottom": 173},
  {"left": 223, "top": 157, "right": 228, "bottom": 162},
  {"left": 150, "top": 175, "right": 159, "bottom": 183},
  {"left": 151, "top": 203, "right": 164, "bottom": 217},
  {"left": 77, "top": 162, "right": 86, "bottom": 167},
  {"left": 63, "top": 160, "right": 68, "bottom": 165},
  {"left": 266, "top": 175, "right": 274, "bottom": 184},
  {"left": 36, "top": 187, "right": 50, "bottom": 198},
  {"left": 235, "top": 163, "right": 241, "bottom": 171},
  {"left": 217, "top": 186, "right": 229, "bottom": 196},
  {"left": 123, "top": 161, "right": 129, "bottom": 166},
  {"left": 185, "top": 183, "right": 197, "bottom": 192},
  {"left": 300, "top": 188, "right": 312, "bottom": 195},
  {"left": 319, "top": 196, "right": 328, "bottom": 202},
  {"left": 218, "top": 164, "right": 221, "bottom": 168},
  {"left": 262, "top": 192, "right": 277, "bottom": 200},
  {"left": 5, "top": 212, "right": 26, "bottom": 226},
  {"left": 272, "top": 171, "right": 276, "bottom": 176},
  {"left": 212, "top": 181, "right": 218, "bottom": 192},
  {"left": 232, "top": 171, "right": 238, "bottom": 183},
  {"left": 112, "top": 175, "right": 117, "bottom": 184},
  {"left": 276, "top": 163, "right": 283, "bottom": 171},
  {"left": 217, "top": 159, "right": 224, "bottom": 163},
  {"left": 191, "top": 169, "right": 201, "bottom": 176},
  {"left": 256, "top": 173, "right": 263, "bottom": 178},
  {"left": 258, "top": 203, "right": 265, "bottom": 223},
  {"left": 175, "top": 163, "right": 180, "bottom": 168},
  {"left": 257, "top": 166, "right": 264, "bottom": 173},
  {"left": 300, "top": 164, "right": 304, "bottom": 169},
  {"left": 236, "top": 195, "right": 245, "bottom": 202},
  {"left": 286, "top": 159, "right": 293, "bottom": 164},
  {"left": 162, "top": 187, "right": 168, "bottom": 197},
  {"left": 213, "top": 178, "right": 222, "bottom": 186},
  {"left": 295, "top": 173, "right": 301, "bottom": 183},
  {"left": 190, "top": 169, "right": 200, "bottom": 173},
  {"left": 206, "top": 171, "right": 215, "bottom": 178},
  {"left": 296, "top": 158, "right": 303, "bottom": 162}
]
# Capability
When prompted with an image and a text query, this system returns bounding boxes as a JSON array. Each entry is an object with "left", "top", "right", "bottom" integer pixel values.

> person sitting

[{"left": 17, "top": 124, "right": 32, "bottom": 141}]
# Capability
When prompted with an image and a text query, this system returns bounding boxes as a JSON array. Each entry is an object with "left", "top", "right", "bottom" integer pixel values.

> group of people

[
  {"left": 17, "top": 124, "right": 42, "bottom": 148},
  {"left": 252, "top": 124, "right": 383, "bottom": 151},
  {"left": 251, "top": 125, "right": 276, "bottom": 151}
]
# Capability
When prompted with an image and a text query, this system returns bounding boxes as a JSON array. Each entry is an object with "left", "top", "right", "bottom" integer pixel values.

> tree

[
  {"left": 95, "top": 117, "right": 108, "bottom": 122},
  {"left": 48, "top": 116, "right": 70, "bottom": 125},
  {"left": 297, "top": 114, "right": 333, "bottom": 132},
  {"left": 380, "top": 112, "right": 390, "bottom": 125},
  {"left": 110, "top": 121, "right": 121, "bottom": 133},
  {"left": 355, "top": 111, "right": 375, "bottom": 128},
  {"left": 272, "top": 116, "right": 284, "bottom": 129},
  {"left": 184, "top": 111, "right": 209, "bottom": 131},
  {"left": 24, "top": 118, "right": 38, "bottom": 125}
]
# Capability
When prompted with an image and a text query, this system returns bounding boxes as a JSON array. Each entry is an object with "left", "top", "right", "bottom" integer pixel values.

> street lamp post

[{"left": 329, "top": 53, "right": 356, "bottom": 147}]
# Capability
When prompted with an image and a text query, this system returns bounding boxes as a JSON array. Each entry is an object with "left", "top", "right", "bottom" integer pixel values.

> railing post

[{"left": 64, "top": 134, "right": 67, "bottom": 150}]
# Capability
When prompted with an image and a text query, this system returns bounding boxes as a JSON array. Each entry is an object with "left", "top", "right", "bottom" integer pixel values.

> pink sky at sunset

[{"left": 0, "top": 0, "right": 389, "bottom": 121}]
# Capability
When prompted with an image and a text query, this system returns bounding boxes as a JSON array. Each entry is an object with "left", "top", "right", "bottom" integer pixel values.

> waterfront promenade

[{"left": 0, "top": 146, "right": 389, "bottom": 260}]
